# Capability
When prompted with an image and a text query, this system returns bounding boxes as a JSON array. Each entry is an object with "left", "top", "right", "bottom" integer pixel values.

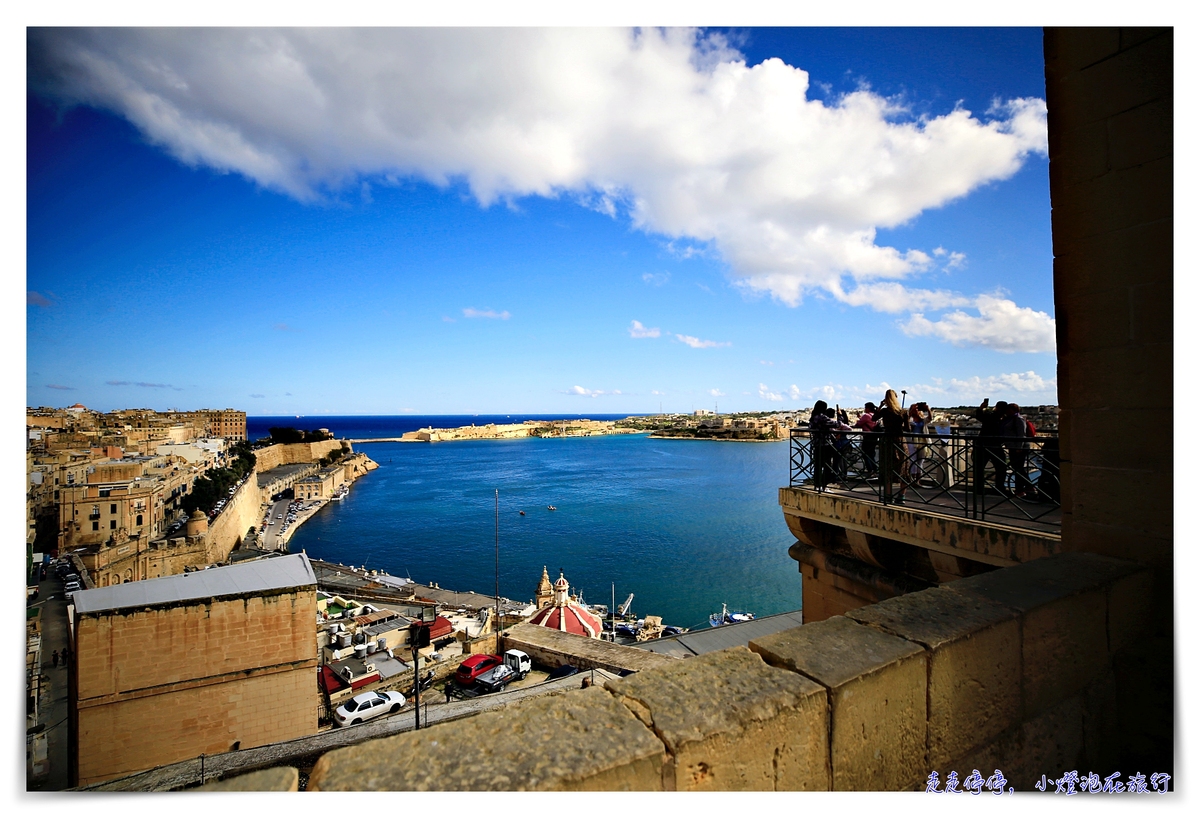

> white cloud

[
  {"left": 29, "top": 29, "right": 1051, "bottom": 351},
  {"left": 709, "top": 388, "right": 725, "bottom": 397},
  {"left": 642, "top": 272, "right": 670, "bottom": 286},
  {"left": 758, "top": 383, "right": 783, "bottom": 402},
  {"left": 780, "top": 371, "right": 1057, "bottom": 407},
  {"left": 651, "top": 389, "right": 665, "bottom": 396},
  {"left": 463, "top": 307, "right": 511, "bottom": 320},
  {"left": 566, "top": 385, "right": 621, "bottom": 398},
  {"left": 628, "top": 320, "right": 661, "bottom": 338},
  {"left": 676, "top": 334, "right": 730, "bottom": 349},
  {"left": 901, "top": 295, "right": 1056, "bottom": 353}
]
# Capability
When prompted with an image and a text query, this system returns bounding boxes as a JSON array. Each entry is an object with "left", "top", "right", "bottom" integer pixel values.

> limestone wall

[
  {"left": 74, "top": 587, "right": 318, "bottom": 786},
  {"left": 305, "top": 552, "right": 1157, "bottom": 791},
  {"left": 202, "top": 474, "right": 265, "bottom": 564},
  {"left": 1045, "top": 28, "right": 1172, "bottom": 600},
  {"left": 253, "top": 440, "right": 346, "bottom": 473}
]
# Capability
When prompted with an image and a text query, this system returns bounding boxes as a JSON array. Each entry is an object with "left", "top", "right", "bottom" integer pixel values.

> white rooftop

[{"left": 73, "top": 553, "right": 316, "bottom": 615}]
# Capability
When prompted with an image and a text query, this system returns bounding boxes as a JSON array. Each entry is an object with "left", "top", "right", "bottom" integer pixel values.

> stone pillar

[{"left": 1044, "top": 26, "right": 1173, "bottom": 775}]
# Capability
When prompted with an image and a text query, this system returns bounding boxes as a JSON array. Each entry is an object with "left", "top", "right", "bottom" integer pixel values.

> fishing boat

[
  {"left": 547, "top": 505, "right": 557, "bottom": 511},
  {"left": 709, "top": 602, "right": 755, "bottom": 628}
]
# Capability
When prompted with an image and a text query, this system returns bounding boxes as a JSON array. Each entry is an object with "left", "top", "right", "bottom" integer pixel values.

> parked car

[
  {"left": 546, "top": 664, "right": 579, "bottom": 680},
  {"left": 454, "top": 653, "right": 503, "bottom": 687},
  {"left": 333, "top": 690, "right": 406, "bottom": 727}
]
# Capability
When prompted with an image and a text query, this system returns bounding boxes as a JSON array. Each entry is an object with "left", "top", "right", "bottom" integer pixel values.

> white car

[{"left": 333, "top": 691, "right": 406, "bottom": 727}]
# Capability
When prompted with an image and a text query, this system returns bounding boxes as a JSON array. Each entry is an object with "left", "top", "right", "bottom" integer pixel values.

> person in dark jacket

[
  {"left": 1002, "top": 403, "right": 1032, "bottom": 497},
  {"left": 807, "top": 401, "right": 835, "bottom": 488},
  {"left": 973, "top": 398, "right": 1010, "bottom": 494},
  {"left": 875, "top": 390, "right": 911, "bottom": 503}
]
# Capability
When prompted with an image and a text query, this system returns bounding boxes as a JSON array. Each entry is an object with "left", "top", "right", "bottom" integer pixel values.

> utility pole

[{"left": 494, "top": 489, "right": 500, "bottom": 642}]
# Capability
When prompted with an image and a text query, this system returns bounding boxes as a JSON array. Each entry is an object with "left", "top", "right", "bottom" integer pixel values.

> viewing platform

[{"left": 781, "top": 428, "right": 1062, "bottom": 621}]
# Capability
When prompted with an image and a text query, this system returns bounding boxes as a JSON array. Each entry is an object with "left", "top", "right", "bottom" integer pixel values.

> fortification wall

[
  {"left": 253, "top": 440, "right": 346, "bottom": 473},
  {"left": 202, "top": 475, "right": 266, "bottom": 563}
]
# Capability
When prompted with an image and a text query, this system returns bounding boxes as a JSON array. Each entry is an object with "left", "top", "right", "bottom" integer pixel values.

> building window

[
  {"left": 136, "top": 514, "right": 143, "bottom": 526},
  {"left": 90, "top": 505, "right": 100, "bottom": 519},
  {"left": 92, "top": 521, "right": 99, "bottom": 531},
  {"left": 110, "top": 520, "right": 116, "bottom": 529},
  {"left": 110, "top": 504, "right": 117, "bottom": 514}
]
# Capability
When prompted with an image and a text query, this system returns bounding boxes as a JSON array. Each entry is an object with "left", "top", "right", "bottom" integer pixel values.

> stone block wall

[
  {"left": 305, "top": 551, "right": 1158, "bottom": 791},
  {"left": 74, "top": 587, "right": 318, "bottom": 785},
  {"left": 1045, "top": 27, "right": 1172, "bottom": 603},
  {"left": 252, "top": 441, "right": 346, "bottom": 473}
]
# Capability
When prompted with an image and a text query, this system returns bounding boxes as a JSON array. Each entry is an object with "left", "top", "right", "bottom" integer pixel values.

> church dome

[{"left": 526, "top": 570, "right": 603, "bottom": 638}]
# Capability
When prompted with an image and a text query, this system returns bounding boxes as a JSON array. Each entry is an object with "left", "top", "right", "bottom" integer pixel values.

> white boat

[{"left": 709, "top": 602, "right": 755, "bottom": 628}]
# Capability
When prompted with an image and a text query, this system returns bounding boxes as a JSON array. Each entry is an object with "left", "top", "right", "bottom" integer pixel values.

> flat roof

[
  {"left": 73, "top": 553, "right": 316, "bottom": 615},
  {"left": 634, "top": 609, "right": 806, "bottom": 658}
]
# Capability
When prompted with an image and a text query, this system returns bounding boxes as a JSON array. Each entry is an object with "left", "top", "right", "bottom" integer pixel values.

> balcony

[
  {"left": 788, "top": 427, "right": 1060, "bottom": 532},
  {"left": 780, "top": 428, "right": 1062, "bottom": 621}
]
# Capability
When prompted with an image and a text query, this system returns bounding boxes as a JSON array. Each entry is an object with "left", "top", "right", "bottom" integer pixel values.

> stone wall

[
  {"left": 253, "top": 440, "right": 346, "bottom": 473},
  {"left": 74, "top": 587, "right": 318, "bottom": 786},
  {"left": 305, "top": 551, "right": 1156, "bottom": 791},
  {"left": 1045, "top": 28, "right": 1172, "bottom": 602},
  {"left": 501, "top": 622, "right": 680, "bottom": 675},
  {"left": 201, "top": 474, "right": 264, "bottom": 564}
]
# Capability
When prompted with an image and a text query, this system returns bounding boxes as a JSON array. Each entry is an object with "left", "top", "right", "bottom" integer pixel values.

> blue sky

[{"left": 26, "top": 27, "right": 1058, "bottom": 415}]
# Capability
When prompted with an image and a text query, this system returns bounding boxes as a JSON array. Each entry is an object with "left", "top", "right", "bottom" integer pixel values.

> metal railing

[{"left": 789, "top": 427, "right": 1061, "bottom": 531}]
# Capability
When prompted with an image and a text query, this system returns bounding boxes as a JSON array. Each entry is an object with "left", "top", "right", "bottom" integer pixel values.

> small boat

[
  {"left": 709, "top": 603, "right": 756, "bottom": 628},
  {"left": 547, "top": 505, "right": 557, "bottom": 511},
  {"left": 518, "top": 510, "right": 525, "bottom": 516}
]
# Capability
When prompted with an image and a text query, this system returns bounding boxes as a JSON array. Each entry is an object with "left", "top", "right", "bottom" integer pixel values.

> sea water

[{"left": 250, "top": 415, "right": 802, "bottom": 630}]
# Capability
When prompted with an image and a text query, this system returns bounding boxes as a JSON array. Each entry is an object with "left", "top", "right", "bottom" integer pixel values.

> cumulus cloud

[
  {"left": 901, "top": 295, "right": 1056, "bottom": 353},
  {"left": 463, "top": 307, "right": 511, "bottom": 320},
  {"left": 676, "top": 334, "right": 730, "bottom": 349},
  {"left": 781, "top": 371, "right": 1057, "bottom": 407},
  {"left": 628, "top": 320, "right": 661, "bottom": 338},
  {"left": 758, "top": 383, "right": 783, "bottom": 401},
  {"left": 642, "top": 272, "right": 670, "bottom": 286},
  {"left": 566, "top": 385, "right": 622, "bottom": 398},
  {"left": 27, "top": 28, "right": 1051, "bottom": 351},
  {"left": 709, "top": 388, "right": 725, "bottom": 397}
]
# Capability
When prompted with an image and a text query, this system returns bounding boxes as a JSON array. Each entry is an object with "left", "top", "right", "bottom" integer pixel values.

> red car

[{"left": 455, "top": 654, "right": 502, "bottom": 687}]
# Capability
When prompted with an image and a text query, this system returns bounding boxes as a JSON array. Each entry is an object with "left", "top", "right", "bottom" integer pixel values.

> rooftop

[{"left": 72, "top": 552, "right": 316, "bottom": 615}]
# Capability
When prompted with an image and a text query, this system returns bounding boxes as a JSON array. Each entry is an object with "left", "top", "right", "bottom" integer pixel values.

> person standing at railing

[
  {"left": 1002, "top": 403, "right": 1032, "bottom": 498},
  {"left": 808, "top": 400, "right": 835, "bottom": 488},
  {"left": 876, "top": 389, "right": 911, "bottom": 504},
  {"left": 825, "top": 406, "right": 854, "bottom": 483},
  {"left": 907, "top": 402, "right": 933, "bottom": 488},
  {"left": 973, "top": 398, "right": 1009, "bottom": 494},
  {"left": 854, "top": 402, "right": 880, "bottom": 477}
]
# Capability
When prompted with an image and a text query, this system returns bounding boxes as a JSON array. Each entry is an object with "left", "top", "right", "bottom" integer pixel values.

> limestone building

[{"left": 70, "top": 553, "right": 319, "bottom": 786}]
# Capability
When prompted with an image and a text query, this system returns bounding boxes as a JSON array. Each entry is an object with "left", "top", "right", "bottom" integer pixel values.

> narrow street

[{"left": 27, "top": 567, "right": 72, "bottom": 791}]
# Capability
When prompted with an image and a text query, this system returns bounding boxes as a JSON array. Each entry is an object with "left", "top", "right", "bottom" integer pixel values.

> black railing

[{"left": 789, "top": 427, "right": 1060, "bottom": 532}]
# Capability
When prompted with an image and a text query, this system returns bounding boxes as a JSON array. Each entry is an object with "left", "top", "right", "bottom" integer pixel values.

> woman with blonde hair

[{"left": 875, "top": 389, "right": 910, "bottom": 504}]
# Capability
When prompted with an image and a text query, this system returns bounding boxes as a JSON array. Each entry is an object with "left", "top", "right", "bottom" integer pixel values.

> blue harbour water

[{"left": 248, "top": 415, "right": 802, "bottom": 630}]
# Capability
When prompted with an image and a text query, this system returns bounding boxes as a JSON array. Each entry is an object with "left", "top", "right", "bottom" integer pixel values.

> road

[{"left": 27, "top": 567, "right": 72, "bottom": 791}]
